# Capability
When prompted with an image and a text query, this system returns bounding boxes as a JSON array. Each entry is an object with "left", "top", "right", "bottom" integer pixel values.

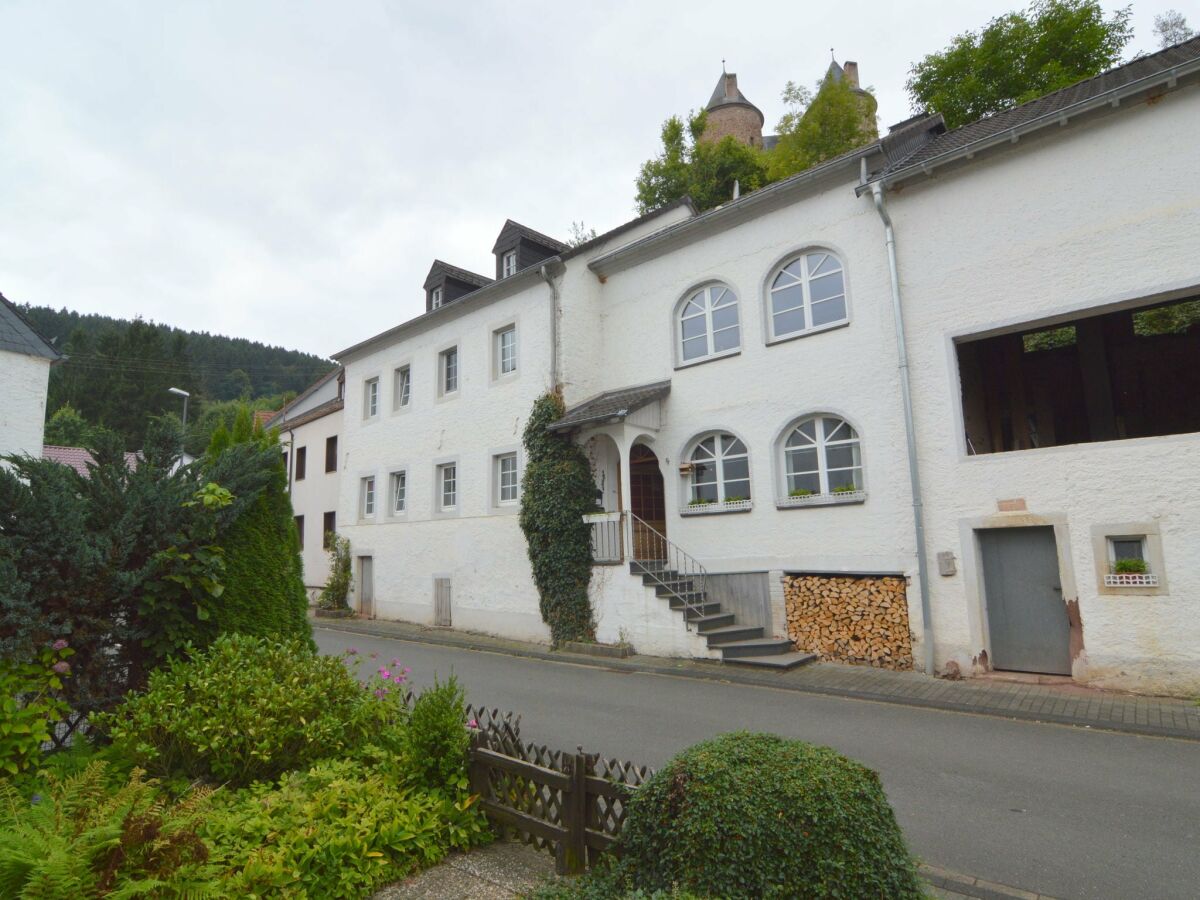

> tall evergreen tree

[{"left": 204, "top": 408, "right": 312, "bottom": 647}]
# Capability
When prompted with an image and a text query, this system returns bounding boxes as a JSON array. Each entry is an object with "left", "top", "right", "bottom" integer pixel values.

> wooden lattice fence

[{"left": 468, "top": 728, "right": 654, "bottom": 874}]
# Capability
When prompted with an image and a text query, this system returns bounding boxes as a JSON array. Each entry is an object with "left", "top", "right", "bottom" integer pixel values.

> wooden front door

[{"left": 629, "top": 444, "right": 665, "bottom": 560}]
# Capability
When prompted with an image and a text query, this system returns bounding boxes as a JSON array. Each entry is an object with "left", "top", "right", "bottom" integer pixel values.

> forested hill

[{"left": 20, "top": 304, "right": 336, "bottom": 451}]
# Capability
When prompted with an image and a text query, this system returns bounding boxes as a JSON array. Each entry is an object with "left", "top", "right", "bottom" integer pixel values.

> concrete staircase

[{"left": 630, "top": 560, "right": 815, "bottom": 670}]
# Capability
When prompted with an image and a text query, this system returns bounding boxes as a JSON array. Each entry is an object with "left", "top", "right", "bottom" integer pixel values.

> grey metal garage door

[{"left": 979, "top": 526, "right": 1071, "bottom": 675}]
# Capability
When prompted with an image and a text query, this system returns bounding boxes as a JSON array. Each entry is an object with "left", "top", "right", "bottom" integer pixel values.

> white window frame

[
  {"left": 1090, "top": 523, "right": 1167, "bottom": 593},
  {"left": 675, "top": 283, "right": 741, "bottom": 367},
  {"left": 502, "top": 250, "right": 518, "bottom": 278},
  {"left": 682, "top": 432, "right": 753, "bottom": 514},
  {"left": 393, "top": 364, "right": 411, "bottom": 411},
  {"left": 363, "top": 377, "right": 380, "bottom": 419},
  {"left": 431, "top": 287, "right": 443, "bottom": 309},
  {"left": 388, "top": 468, "right": 407, "bottom": 516},
  {"left": 777, "top": 414, "right": 866, "bottom": 507},
  {"left": 359, "top": 476, "right": 376, "bottom": 519},
  {"left": 494, "top": 324, "right": 518, "bottom": 379},
  {"left": 495, "top": 452, "right": 519, "bottom": 505},
  {"left": 766, "top": 249, "right": 849, "bottom": 343},
  {"left": 438, "top": 463, "right": 458, "bottom": 511},
  {"left": 439, "top": 345, "right": 459, "bottom": 397}
]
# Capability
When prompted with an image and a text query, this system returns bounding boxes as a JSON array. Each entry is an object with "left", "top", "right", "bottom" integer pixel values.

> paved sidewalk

[
  {"left": 315, "top": 615, "right": 1200, "bottom": 741},
  {"left": 371, "top": 840, "right": 1059, "bottom": 899}
]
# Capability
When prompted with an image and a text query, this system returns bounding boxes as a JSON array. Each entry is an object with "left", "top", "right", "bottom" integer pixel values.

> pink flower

[
  {"left": 402, "top": 667, "right": 411, "bottom": 675},
  {"left": 379, "top": 668, "right": 391, "bottom": 679},
  {"left": 467, "top": 718, "right": 479, "bottom": 730},
  {"left": 51, "top": 639, "right": 69, "bottom": 651},
  {"left": 391, "top": 672, "right": 406, "bottom": 683},
  {"left": 390, "top": 658, "right": 401, "bottom": 667},
  {"left": 52, "top": 661, "right": 70, "bottom": 674},
  {"left": 373, "top": 688, "right": 385, "bottom": 699}
]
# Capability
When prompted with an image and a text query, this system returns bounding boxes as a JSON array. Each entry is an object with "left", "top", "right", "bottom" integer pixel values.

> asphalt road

[{"left": 316, "top": 626, "right": 1200, "bottom": 900}]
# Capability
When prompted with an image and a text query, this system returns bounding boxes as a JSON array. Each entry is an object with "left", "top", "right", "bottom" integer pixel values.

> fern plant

[{"left": 0, "top": 760, "right": 219, "bottom": 898}]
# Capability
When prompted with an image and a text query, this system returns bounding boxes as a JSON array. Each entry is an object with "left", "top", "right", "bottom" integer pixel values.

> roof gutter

[
  {"left": 870, "top": 181, "right": 936, "bottom": 677},
  {"left": 589, "top": 144, "right": 881, "bottom": 278},
  {"left": 860, "top": 58, "right": 1200, "bottom": 194},
  {"left": 333, "top": 260, "right": 561, "bottom": 362}
]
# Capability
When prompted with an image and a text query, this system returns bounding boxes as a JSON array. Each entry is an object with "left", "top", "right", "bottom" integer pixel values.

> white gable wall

[
  {"left": 282, "top": 409, "right": 342, "bottom": 594},
  {"left": 892, "top": 83, "right": 1200, "bottom": 693},
  {"left": 337, "top": 282, "right": 555, "bottom": 642},
  {"left": 573, "top": 177, "right": 919, "bottom": 580},
  {"left": 1, "top": 349, "right": 51, "bottom": 462}
]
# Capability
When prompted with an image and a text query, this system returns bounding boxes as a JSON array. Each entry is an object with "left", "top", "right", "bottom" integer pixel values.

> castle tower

[
  {"left": 700, "top": 71, "right": 765, "bottom": 148},
  {"left": 826, "top": 59, "right": 879, "bottom": 138}
]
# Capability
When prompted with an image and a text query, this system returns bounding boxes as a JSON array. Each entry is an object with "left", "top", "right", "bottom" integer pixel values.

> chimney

[
  {"left": 843, "top": 61, "right": 860, "bottom": 89},
  {"left": 724, "top": 72, "right": 738, "bottom": 99}
]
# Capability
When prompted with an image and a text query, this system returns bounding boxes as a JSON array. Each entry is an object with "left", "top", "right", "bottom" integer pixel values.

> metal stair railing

[{"left": 625, "top": 511, "right": 708, "bottom": 630}]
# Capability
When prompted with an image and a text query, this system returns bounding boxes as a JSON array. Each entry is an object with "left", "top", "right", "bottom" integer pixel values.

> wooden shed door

[{"left": 979, "top": 527, "right": 1071, "bottom": 675}]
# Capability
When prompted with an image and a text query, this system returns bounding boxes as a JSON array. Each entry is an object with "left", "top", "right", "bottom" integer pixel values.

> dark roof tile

[
  {"left": 549, "top": 381, "right": 671, "bottom": 431},
  {"left": 878, "top": 36, "right": 1200, "bottom": 180},
  {"left": 0, "top": 293, "right": 62, "bottom": 361}
]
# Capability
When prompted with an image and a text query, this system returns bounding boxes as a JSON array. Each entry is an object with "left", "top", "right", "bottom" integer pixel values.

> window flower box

[
  {"left": 680, "top": 498, "right": 754, "bottom": 516},
  {"left": 777, "top": 489, "right": 867, "bottom": 509},
  {"left": 1103, "top": 572, "right": 1159, "bottom": 588}
]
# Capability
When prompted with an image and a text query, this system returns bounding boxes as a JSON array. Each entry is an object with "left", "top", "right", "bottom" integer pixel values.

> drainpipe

[
  {"left": 870, "top": 182, "right": 936, "bottom": 677},
  {"left": 285, "top": 427, "right": 295, "bottom": 492},
  {"left": 538, "top": 263, "right": 561, "bottom": 387}
]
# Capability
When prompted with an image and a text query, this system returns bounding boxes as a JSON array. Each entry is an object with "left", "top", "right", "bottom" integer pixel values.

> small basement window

[{"left": 957, "top": 295, "right": 1200, "bottom": 454}]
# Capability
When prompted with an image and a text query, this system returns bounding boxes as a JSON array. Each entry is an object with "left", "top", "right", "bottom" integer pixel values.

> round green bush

[
  {"left": 96, "top": 634, "right": 393, "bottom": 786},
  {"left": 611, "top": 732, "right": 922, "bottom": 899}
]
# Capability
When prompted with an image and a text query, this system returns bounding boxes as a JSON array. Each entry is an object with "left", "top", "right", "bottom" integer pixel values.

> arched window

[
  {"left": 782, "top": 415, "right": 862, "bottom": 498},
  {"left": 688, "top": 433, "right": 751, "bottom": 503},
  {"left": 678, "top": 284, "right": 740, "bottom": 363},
  {"left": 768, "top": 251, "right": 847, "bottom": 340}
]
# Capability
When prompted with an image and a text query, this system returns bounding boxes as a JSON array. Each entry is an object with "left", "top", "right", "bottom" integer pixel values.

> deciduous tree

[{"left": 906, "top": 0, "right": 1133, "bottom": 129}]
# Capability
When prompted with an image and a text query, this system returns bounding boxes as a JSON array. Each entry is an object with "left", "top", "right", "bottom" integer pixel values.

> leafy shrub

[
  {"left": 519, "top": 391, "right": 596, "bottom": 645},
  {"left": 318, "top": 535, "right": 353, "bottom": 610},
  {"left": 607, "top": 732, "right": 922, "bottom": 899},
  {"left": 96, "top": 634, "right": 390, "bottom": 786},
  {"left": 202, "top": 758, "right": 487, "bottom": 898},
  {"left": 0, "top": 760, "right": 218, "bottom": 898},
  {"left": 404, "top": 675, "right": 471, "bottom": 793},
  {"left": 0, "top": 640, "right": 72, "bottom": 775}
]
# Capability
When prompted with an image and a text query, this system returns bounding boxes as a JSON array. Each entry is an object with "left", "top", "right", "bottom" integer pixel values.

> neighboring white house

[
  {"left": 265, "top": 367, "right": 344, "bottom": 601},
  {"left": 0, "top": 292, "right": 62, "bottom": 464},
  {"left": 329, "top": 40, "right": 1200, "bottom": 694}
]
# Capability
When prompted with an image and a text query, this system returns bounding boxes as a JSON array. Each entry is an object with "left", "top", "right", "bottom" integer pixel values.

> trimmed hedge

[{"left": 610, "top": 732, "right": 922, "bottom": 899}]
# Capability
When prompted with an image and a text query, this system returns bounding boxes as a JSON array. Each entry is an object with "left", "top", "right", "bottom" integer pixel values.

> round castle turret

[{"left": 700, "top": 72, "right": 765, "bottom": 148}]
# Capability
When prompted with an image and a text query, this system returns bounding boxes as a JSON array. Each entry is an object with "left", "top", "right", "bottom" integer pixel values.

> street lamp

[{"left": 167, "top": 387, "right": 190, "bottom": 429}]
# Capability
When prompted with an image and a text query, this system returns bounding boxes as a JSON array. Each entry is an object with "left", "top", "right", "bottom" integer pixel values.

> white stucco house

[
  {"left": 0, "top": 292, "right": 62, "bottom": 464},
  {"left": 329, "top": 40, "right": 1200, "bottom": 694},
  {"left": 265, "top": 367, "right": 344, "bottom": 600}
]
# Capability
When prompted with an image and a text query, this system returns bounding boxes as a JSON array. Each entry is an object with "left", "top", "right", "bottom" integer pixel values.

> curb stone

[
  {"left": 312, "top": 618, "right": 1200, "bottom": 742},
  {"left": 920, "top": 864, "right": 1060, "bottom": 900}
]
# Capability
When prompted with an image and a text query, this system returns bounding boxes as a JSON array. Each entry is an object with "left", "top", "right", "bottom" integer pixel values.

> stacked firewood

[{"left": 784, "top": 574, "right": 914, "bottom": 670}]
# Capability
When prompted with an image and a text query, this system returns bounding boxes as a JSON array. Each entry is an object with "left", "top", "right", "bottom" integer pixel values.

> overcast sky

[{"left": 0, "top": 1, "right": 1180, "bottom": 358}]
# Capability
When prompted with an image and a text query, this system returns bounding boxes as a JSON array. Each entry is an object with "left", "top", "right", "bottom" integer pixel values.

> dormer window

[
  {"left": 431, "top": 287, "right": 443, "bottom": 309},
  {"left": 502, "top": 251, "right": 517, "bottom": 278}
]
